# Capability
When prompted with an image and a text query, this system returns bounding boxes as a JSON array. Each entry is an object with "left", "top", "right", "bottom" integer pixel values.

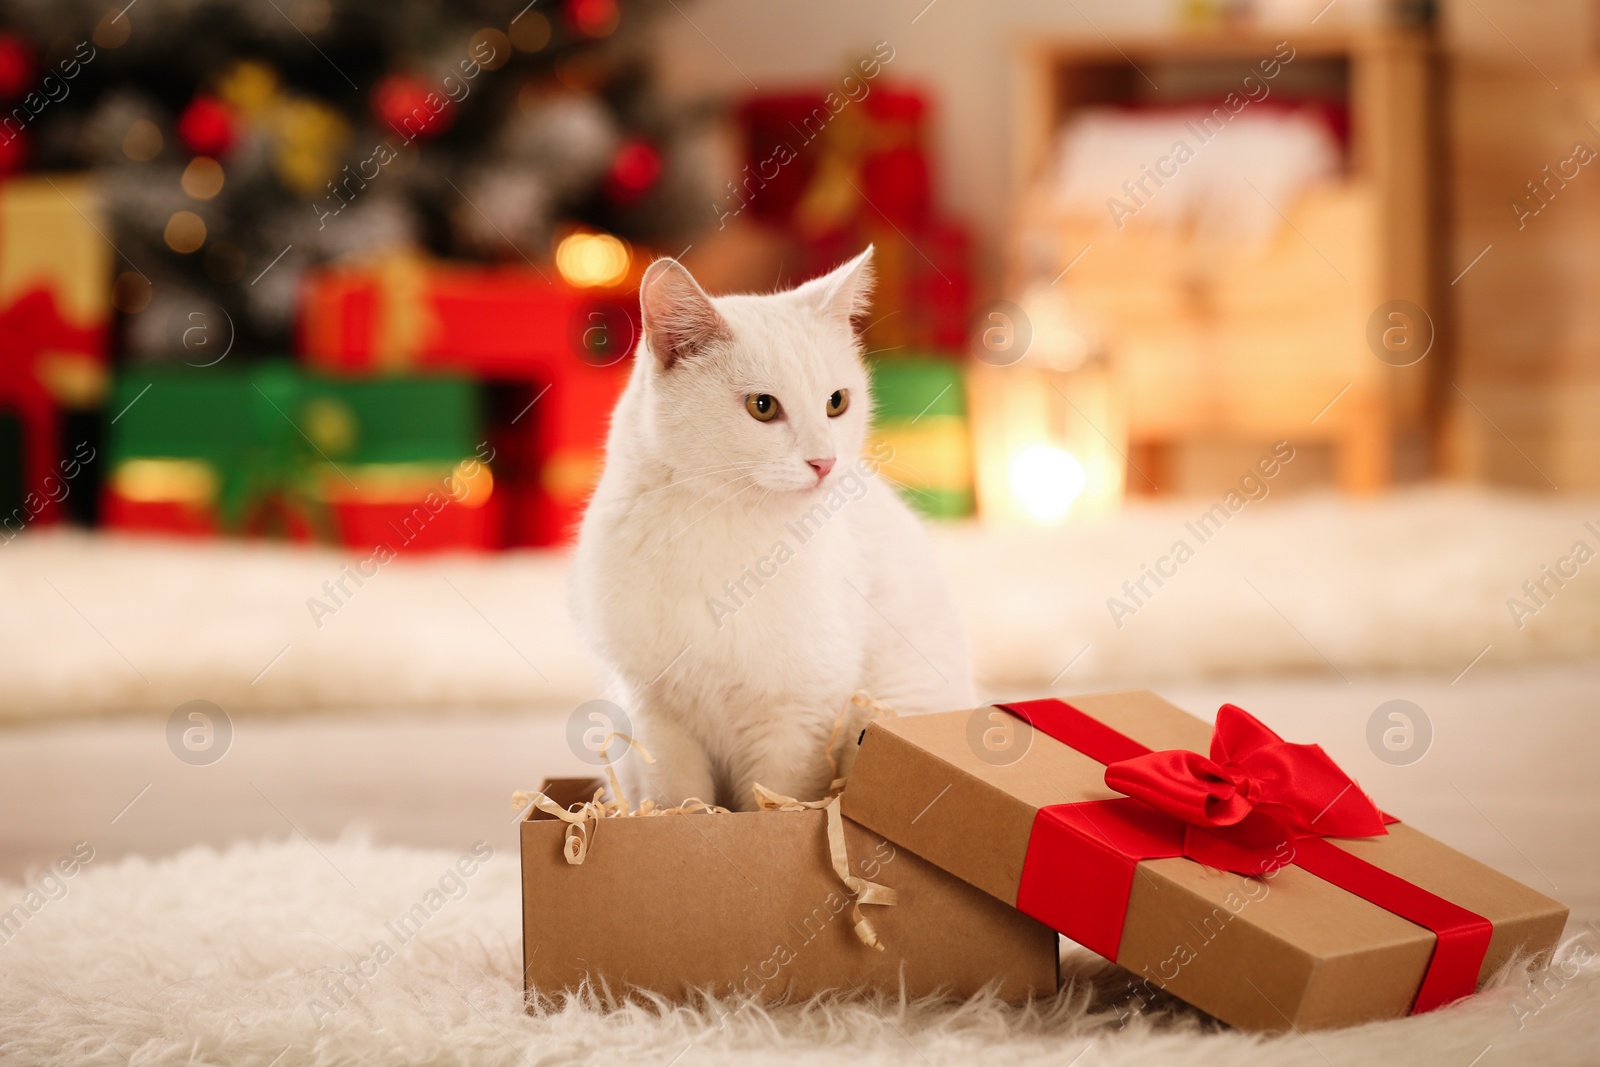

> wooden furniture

[
  {"left": 1440, "top": 0, "right": 1600, "bottom": 490},
  {"left": 991, "top": 29, "right": 1439, "bottom": 505}
]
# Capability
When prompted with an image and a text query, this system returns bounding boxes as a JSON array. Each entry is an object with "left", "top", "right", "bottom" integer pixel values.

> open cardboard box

[{"left": 520, "top": 777, "right": 1060, "bottom": 1004}]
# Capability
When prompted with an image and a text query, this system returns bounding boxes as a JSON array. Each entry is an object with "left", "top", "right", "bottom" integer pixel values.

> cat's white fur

[{"left": 571, "top": 248, "right": 974, "bottom": 811}]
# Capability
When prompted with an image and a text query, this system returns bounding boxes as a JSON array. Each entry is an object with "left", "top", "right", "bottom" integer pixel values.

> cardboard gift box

[
  {"left": 521, "top": 778, "right": 1059, "bottom": 1003},
  {"left": 841, "top": 691, "right": 1569, "bottom": 1032}
]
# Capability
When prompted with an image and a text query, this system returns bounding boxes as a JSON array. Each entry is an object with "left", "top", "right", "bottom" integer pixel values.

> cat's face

[{"left": 637, "top": 249, "right": 875, "bottom": 495}]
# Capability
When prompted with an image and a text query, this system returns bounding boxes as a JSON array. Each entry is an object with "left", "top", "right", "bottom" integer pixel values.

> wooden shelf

[{"left": 999, "top": 27, "right": 1440, "bottom": 495}]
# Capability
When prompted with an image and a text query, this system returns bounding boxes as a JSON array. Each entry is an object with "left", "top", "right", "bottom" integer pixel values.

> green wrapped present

[
  {"left": 103, "top": 363, "right": 486, "bottom": 543},
  {"left": 867, "top": 355, "right": 973, "bottom": 519}
]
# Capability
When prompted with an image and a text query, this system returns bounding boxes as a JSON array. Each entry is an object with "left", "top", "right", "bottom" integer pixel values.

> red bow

[
  {"left": 1103, "top": 704, "right": 1389, "bottom": 874},
  {"left": 1000, "top": 697, "right": 1490, "bottom": 1015}
]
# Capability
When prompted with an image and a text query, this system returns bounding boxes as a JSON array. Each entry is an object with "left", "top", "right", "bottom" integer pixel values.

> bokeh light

[
  {"left": 181, "top": 156, "right": 225, "bottom": 199},
  {"left": 164, "top": 211, "right": 206, "bottom": 253},
  {"left": 122, "top": 119, "right": 162, "bottom": 162},
  {"left": 509, "top": 12, "right": 552, "bottom": 52},
  {"left": 1009, "top": 445, "right": 1087, "bottom": 524},
  {"left": 470, "top": 28, "right": 511, "bottom": 70},
  {"left": 555, "top": 232, "right": 631, "bottom": 288},
  {"left": 449, "top": 460, "right": 495, "bottom": 508},
  {"left": 92, "top": 9, "right": 131, "bottom": 48},
  {"left": 111, "top": 271, "right": 152, "bottom": 314}
]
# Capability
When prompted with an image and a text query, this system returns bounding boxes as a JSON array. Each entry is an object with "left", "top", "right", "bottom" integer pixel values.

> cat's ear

[
  {"left": 639, "top": 258, "right": 731, "bottom": 370},
  {"left": 800, "top": 245, "right": 875, "bottom": 327}
]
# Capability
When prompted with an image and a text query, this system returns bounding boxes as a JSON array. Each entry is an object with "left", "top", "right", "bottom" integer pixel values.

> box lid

[{"left": 841, "top": 690, "right": 1568, "bottom": 1031}]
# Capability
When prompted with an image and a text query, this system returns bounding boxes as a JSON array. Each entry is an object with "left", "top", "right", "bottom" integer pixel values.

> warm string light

[
  {"left": 111, "top": 272, "right": 151, "bottom": 313},
  {"left": 181, "top": 156, "right": 224, "bottom": 199},
  {"left": 164, "top": 211, "right": 206, "bottom": 253},
  {"left": 122, "top": 118, "right": 161, "bottom": 161},
  {"left": 93, "top": 8, "right": 131, "bottom": 48},
  {"left": 1009, "top": 445, "right": 1087, "bottom": 524},
  {"left": 510, "top": 12, "right": 552, "bottom": 52},
  {"left": 555, "top": 231, "right": 631, "bottom": 288},
  {"left": 470, "top": 28, "right": 511, "bottom": 69},
  {"left": 449, "top": 460, "right": 494, "bottom": 508}
]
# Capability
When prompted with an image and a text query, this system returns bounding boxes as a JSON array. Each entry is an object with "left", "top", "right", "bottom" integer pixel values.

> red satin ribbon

[
  {"left": 0, "top": 287, "right": 103, "bottom": 529},
  {"left": 1000, "top": 698, "right": 1494, "bottom": 1014}
]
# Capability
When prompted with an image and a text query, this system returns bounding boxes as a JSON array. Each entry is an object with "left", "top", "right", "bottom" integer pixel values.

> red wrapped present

[
  {"left": 731, "top": 93, "right": 830, "bottom": 227},
  {"left": 803, "top": 218, "right": 972, "bottom": 355},
  {"left": 0, "top": 177, "right": 109, "bottom": 535},
  {"left": 733, "top": 79, "right": 970, "bottom": 355},
  {"left": 733, "top": 85, "right": 935, "bottom": 236},
  {"left": 856, "top": 89, "right": 933, "bottom": 229},
  {"left": 297, "top": 256, "right": 635, "bottom": 546}
]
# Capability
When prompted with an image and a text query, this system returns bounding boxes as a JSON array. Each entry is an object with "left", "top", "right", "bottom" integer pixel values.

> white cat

[{"left": 571, "top": 247, "right": 974, "bottom": 812}]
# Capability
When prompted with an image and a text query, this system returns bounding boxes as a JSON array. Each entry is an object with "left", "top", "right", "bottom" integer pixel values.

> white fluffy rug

[
  {"left": 3, "top": 488, "right": 1598, "bottom": 721},
  {"left": 1, "top": 838, "right": 1596, "bottom": 1066}
]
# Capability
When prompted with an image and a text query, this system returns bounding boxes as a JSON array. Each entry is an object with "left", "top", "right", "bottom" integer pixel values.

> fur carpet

[
  {"left": 1, "top": 837, "right": 1596, "bottom": 1066},
  {"left": 3, "top": 488, "right": 1599, "bottom": 720}
]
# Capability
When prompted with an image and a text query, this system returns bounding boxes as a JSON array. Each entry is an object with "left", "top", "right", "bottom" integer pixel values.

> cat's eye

[
  {"left": 826, "top": 389, "right": 850, "bottom": 417},
  {"left": 745, "top": 393, "right": 781, "bottom": 422}
]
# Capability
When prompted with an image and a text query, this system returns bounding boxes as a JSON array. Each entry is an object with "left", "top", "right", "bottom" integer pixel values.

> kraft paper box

[
  {"left": 520, "top": 778, "right": 1059, "bottom": 1003},
  {"left": 840, "top": 691, "right": 1569, "bottom": 1032}
]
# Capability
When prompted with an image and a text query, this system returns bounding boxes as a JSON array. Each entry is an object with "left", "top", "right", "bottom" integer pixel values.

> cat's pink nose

[{"left": 806, "top": 458, "right": 836, "bottom": 481}]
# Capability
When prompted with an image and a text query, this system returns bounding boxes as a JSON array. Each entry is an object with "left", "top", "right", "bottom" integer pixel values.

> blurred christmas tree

[{"left": 0, "top": 0, "right": 709, "bottom": 360}]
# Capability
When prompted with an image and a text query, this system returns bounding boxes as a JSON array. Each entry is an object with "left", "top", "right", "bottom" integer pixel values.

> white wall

[{"left": 653, "top": 0, "right": 1175, "bottom": 279}]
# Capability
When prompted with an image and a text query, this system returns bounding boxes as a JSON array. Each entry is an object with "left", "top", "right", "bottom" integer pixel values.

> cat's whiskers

[
  {"left": 872, "top": 462, "right": 938, "bottom": 503},
  {"left": 644, "top": 474, "right": 765, "bottom": 561},
  {"left": 634, "top": 462, "right": 765, "bottom": 499},
  {"left": 872, "top": 454, "right": 940, "bottom": 483},
  {"left": 659, "top": 459, "right": 761, "bottom": 475},
  {"left": 880, "top": 478, "right": 935, "bottom": 504},
  {"left": 667, "top": 469, "right": 759, "bottom": 524},
  {"left": 872, "top": 455, "right": 933, "bottom": 480}
]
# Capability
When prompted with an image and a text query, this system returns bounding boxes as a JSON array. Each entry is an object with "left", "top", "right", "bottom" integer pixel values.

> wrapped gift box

[
  {"left": 866, "top": 354, "right": 972, "bottom": 518},
  {"left": 297, "top": 260, "right": 632, "bottom": 546},
  {"left": 735, "top": 83, "right": 972, "bottom": 357},
  {"left": 103, "top": 364, "right": 494, "bottom": 551},
  {"left": 305, "top": 373, "right": 496, "bottom": 552},
  {"left": 803, "top": 220, "right": 971, "bottom": 356},
  {"left": 521, "top": 778, "right": 1059, "bottom": 1003},
  {"left": 0, "top": 176, "right": 110, "bottom": 532},
  {"left": 731, "top": 93, "right": 832, "bottom": 227},
  {"left": 841, "top": 690, "right": 1568, "bottom": 1032},
  {"left": 102, "top": 365, "right": 309, "bottom": 539},
  {"left": 735, "top": 87, "right": 935, "bottom": 234}
]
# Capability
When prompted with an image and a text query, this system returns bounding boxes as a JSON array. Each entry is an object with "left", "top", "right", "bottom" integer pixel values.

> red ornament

[
  {"left": 605, "top": 140, "right": 660, "bottom": 204},
  {"left": 0, "top": 35, "right": 32, "bottom": 100},
  {"left": 372, "top": 74, "right": 455, "bottom": 141},
  {"left": 177, "top": 96, "right": 239, "bottom": 158},
  {"left": 0, "top": 126, "right": 27, "bottom": 174},
  {"left": 566, "top": 0, "right": 620, "bottom": 38}
]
